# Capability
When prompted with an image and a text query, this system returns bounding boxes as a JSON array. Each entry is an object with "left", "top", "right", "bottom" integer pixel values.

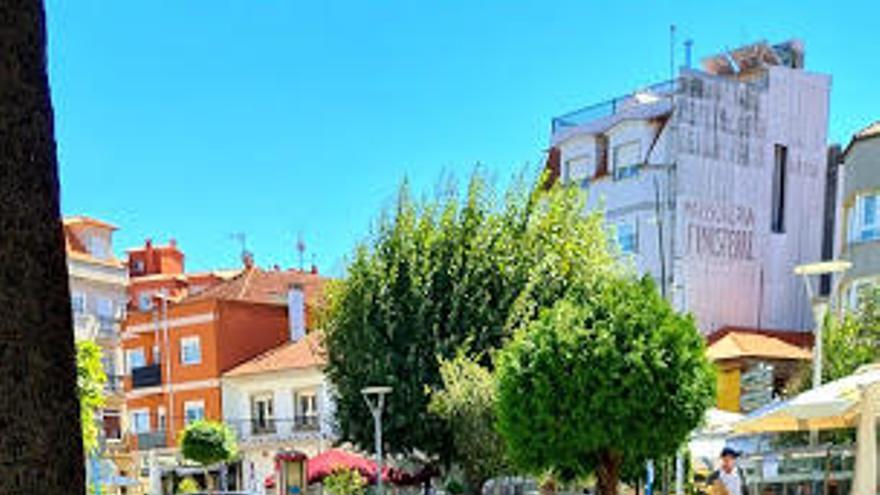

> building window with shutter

[
  {"left": 180, "top": 336, "right": 201, "bottom": 365},
  {"left": 848, "top": 193, "right": 880, "bottom": 244},
  {"left": 250, "top": 393, "right": 275, "bottom": 434},
  {"left": 612, "top": 141, "right": 641, "bottom": 180}
]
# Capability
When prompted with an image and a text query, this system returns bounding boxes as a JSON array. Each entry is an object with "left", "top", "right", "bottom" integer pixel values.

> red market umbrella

[{"left": 307, "top": 449, "right": 390, "bottom": 485}]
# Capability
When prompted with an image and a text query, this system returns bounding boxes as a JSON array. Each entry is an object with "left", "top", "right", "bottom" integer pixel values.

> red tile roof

[
  {"left": 707, "top": 332, "right": 812, "bottom": 362},
  {"left": 185, "top": 267, "right": 326, "bottom": 306},
  {"left": 223, "top": 332, "right": 325, "bottom": 377}
]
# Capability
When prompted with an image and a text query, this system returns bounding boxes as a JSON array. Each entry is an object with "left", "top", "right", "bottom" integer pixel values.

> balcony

[
  {"left": 294, "top": 415, "right": 320, "bottom": 432},
  {"left": 232, "top": 415, "right": 324, "bottom": 444},
  {"left": 136, "top": 431, "right": 167, "bottom": 451},
  {"left": 131, "top": 364, "right": 162, "bottom": 389},
  {"left": 251, "top": 419, "right": 276, "bottom": 436},
  {"left": 96, "top": 316, "right": 120, "bottom": 340}
]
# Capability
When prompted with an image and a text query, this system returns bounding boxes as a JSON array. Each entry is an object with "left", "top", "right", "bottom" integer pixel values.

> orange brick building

[{"left": 122, "top": 265, "right": 325, "bottom": 453}]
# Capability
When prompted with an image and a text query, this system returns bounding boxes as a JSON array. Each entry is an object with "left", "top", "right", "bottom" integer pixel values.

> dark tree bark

[
  {"left": 595, "top": 450, "right": 622, "bottom": 495},
  {"left": 0, "top": 0, "right": 85, "bottom": 494}
]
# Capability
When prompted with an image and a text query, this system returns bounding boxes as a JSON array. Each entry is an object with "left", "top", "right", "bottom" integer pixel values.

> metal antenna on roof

[
  {"left": 229, "top": 232, "right": 248, "bottom": 262},
  {"left": 296, "top": 232, "right": 306, "bottom": 271},
  {"left": 669, "top": 24, "right": 676, "bottom": 81}
]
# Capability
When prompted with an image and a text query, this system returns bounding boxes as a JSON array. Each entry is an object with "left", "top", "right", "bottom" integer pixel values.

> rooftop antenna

[
  {"left": 296, "top": 232, "right": 306, "bottom": 271},
  {"left": 229, "top": 232, "right": 247, "bottom": 262},
  {"left": 669, "top": 24, "right": 676, "bottom": 80}
]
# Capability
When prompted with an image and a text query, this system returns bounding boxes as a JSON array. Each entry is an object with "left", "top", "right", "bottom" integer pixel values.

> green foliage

[
  {"left": 179, "top": 420, "right": 238, "bottom": 467},
  {"left": 824, "top": 286, "right": 880, "bottom": 382},
  {"left": 324, "top": 171, "right": 615, "bottom": 461},
  {"left": 428, "top": 352, "right": 507, "bottom": 493},
  {"left": 324, "top": 467, "right": 367, "bottom": 495},
  {"left": 495, "top": 276, "right": 715, "bottom": 495},
  {"left": 176, "top": 477, "right": 201, "bottom": 494},
  {"left": 77, "top": 339, "right": 107, "bottom": 454}
]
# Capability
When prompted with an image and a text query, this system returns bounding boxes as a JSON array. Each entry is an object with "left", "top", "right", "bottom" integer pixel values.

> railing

[
  {"left": 135, "top": 431, "right": 167, "bottom": 451},
  {"left": 231, "top": 416, "right": 324, "bottom": 441},
  {"left": 294, "top": 415, "right": 320, "bottom": 432},
  {"left": 251, "top": 419, "right": 277, "bottom": 435},
  {"left": 97, "top": 316, "right": 120, "bottom": 339},
  {"left": 551, "top": 79, "right": 677, "bottom": 133},
  {"left": 131, "top": 364, "right": 162, "bottom": 388}
]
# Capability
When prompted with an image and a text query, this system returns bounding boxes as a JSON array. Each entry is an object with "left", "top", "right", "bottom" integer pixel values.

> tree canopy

[
  {"left": 495, "top": 276, "right": 715, "bottom": 495},
  {"left": 179, "top": 420, "right": 238, "bottom": 467},
  {"left": 77, "top": 339, "right": 107, "bottom": 454},
  {"left": 428, "top": 352, "right": 507, "bottom": 494},
  {"left": 323, "top": 172, "right": 616, "bottom": 462},
  {"left": 824, "top": 286, "right": 880, "bottom": 382}
]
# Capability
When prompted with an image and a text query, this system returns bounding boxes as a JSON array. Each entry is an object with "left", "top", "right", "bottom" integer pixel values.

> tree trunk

[
  {"left": 595, "top": 451, "right": 622, "bottom": 495},
  {"left": 0, "top": 1, "right": 85, "bottom": 494}
]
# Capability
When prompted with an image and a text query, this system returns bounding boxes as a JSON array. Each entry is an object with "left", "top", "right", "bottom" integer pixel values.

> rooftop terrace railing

[{"left": 551, "top": 79, "right": 678, "bottom": 134}]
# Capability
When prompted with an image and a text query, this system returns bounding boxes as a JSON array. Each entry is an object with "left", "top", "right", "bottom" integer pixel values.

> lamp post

[
  {"left": 361, "top": 386, "right": 392, "bottom": 495},
  {"left": 793, "top": 260, "right": 851, "bottom": 389}
]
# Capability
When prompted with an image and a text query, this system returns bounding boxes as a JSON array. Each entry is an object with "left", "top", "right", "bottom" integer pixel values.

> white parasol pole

[{"left": 852, "top": 382, "right": 878, "bottom": 495}]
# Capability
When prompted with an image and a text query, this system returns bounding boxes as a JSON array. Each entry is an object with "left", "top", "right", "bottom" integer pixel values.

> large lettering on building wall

[{"left": 685, "top": 200, "right": 755, "bottom": 260}]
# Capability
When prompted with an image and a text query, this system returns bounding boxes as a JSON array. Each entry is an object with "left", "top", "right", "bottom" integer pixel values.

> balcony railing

[
  {"left": 131, "top": 364, "right": 162, "bottom": 388},
  {"left": 551, "top": 79, "right": 677, "bottom": 133},
  {"left": 135, "top": 431, "right": 167, "bottom": 451},
  {"left": 294, "top": 415, "right": 320, "bottom": 432},
  {"left": 97, "top": 316, "right": 120, "bottom": 339},
  {"left": 232, "top": 415, "right": 324, "bottom": 441},
  {"left": 251, "top": 419, "right": 277, "bottom": 435}
]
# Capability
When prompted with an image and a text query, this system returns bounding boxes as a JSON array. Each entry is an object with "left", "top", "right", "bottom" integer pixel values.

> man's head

[{"left": 720, "top": 447, "right": 740, "bottom": 472}]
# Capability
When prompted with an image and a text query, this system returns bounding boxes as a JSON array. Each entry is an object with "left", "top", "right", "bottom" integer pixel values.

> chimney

[
  {"left": 242, "top": 250, "right": 255, "bottom": 269},
  {"left": 288, "top": 284, "right": 306, "bottom": 342}
]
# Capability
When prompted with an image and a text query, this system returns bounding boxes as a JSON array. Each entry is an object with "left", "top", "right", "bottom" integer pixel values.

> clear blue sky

[{"left": 46, "top": 1, "right": 879, "bottom": 275}]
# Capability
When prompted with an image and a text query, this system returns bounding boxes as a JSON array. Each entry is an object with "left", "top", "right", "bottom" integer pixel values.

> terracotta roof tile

[
  {"left": 224, "top": 332, "right": 326, "bottom": 377},
  {"left": 707, "top": 326, "right": 814, "bottom": 349},
  {"left": 707, "top": 332, "right": 812, "bottom": 362},
  {"left": 185, "top": 267, "right": 326, "bottom": 306}
]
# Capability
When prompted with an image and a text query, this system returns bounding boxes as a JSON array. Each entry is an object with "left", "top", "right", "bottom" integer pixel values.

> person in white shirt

[{"left": 706, "top": 447, "right": 748, "bottom": 495}]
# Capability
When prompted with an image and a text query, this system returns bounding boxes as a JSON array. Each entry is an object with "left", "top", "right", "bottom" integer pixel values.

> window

[
  {"left": 71, "top": 292, "right": 86, "bottom": 315},
  {"left": 157, "top": 407, "right": 167, "bottom": 432},
  {"left": 126, "top": 348, "right": 146, "bottom": 373},
  {"left": 294, "top": 390, "right": 319, "bottom": 430},
  {"left": 615, "top": 219, "right": 638, "bottom": 255},
  {"left": 563, "top": 155, "right": 591, "bottom": 184},
  {"left": 184, "top": 401, "right": 205, "bottom": 425},
  {"left": 180, "top": 336, "right": 201, "bottom": 365},
  {"left": 771, "top": 144, "right": 787, "bottom": 233},
  {"left": 137, "top": 292, "right": 154, "bottom": 311},
  {"left": 848, "top": 193, "right": 880, "bottom": 244},
  {"left": 132, "top": 259, "right": 145, "bottom": 275},
  {"left": 130, "top": 409, "right": 150, "bottom": 434},
  {"left": 612, "top": 141, "right": 641, "bottom": 180},
  {"left": 95, "top": 297, "right": 113, "bottom": 319},
  {"left": 251, "top": 393, "right": 275, "bottom": 434},
  {"left": 102, "top": 409, "right": 122, "bottom": 441},
  {"left": 86, "top": 234, "right": 108, "bottom": 259}
]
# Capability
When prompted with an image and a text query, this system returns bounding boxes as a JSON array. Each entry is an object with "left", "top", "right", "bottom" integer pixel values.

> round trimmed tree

[
  {"left": 179, "top": 420, "right": 238, "bottom": 490},
  {"left": 495, "top": 276, "right": 715, "bottom": 495}
]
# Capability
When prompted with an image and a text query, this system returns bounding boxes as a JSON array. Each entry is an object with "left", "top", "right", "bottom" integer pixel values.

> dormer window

[
  {"left": 612, "top": 141, "right": 642, "bottom": 180},
  {"left": 132, "top": 259, "right": 145, "bottom": 275},
  {"left": 86, "top": 233, "right": 108, "bottom": 260}
]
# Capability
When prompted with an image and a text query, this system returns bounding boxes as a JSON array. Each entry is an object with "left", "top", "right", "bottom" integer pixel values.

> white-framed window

[
  {"left": 615, "top": 219, "right": 638, "bottom": 255},
  {"left": 95, "top": 297, "right": 114, "bottom": 319},
  {"left": 180, "top": 336, "right": 202, "bottom": 365},
  {"left": 132, "top": 259, "right": 145, "bottom": 275},
  {"left": 86, "top": 234, "right": 109, "bottom": 260},
  {"left": 126, "top": 348, "right": 146, "bottom": 373},
  {"left": 157, "top": 406, "right": 167, "bottom": 432},
  {"left": 251, "top": 393, "right": 275, "bottom": 433},
  {"left": 102, "top": 408, "right": 122, "bottom": 441},
  {"left": 612, "top": 140, "right": 641, "bottom": 180},
  {"left": 71, "top": 291, "right": 87, "bottom": 315},
  {"left": 137, "top": 292, "right": 154, "bottom": 311},
  {"left": 563, "top": 155, "right": 592, "bottom": 184},
  {"left": 184, "top": 401, "right": 205, "bottom": 425},
  {"left": 848, "top": 193, "right": 880, "bottom": 244},
  {"left": 297, "top": 390, "right": 318, "bottom": 417},
  {"left": 130, "top": 409, "right": 150, "bottom": 434}
]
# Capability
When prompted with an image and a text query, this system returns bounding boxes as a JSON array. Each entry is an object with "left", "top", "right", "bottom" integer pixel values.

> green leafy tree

[
  {"left": 824, "top": 286, "right": 880, "bottom": 381},
  {"left": 77, "top": 339, "right": 107, "bottom": 454},
  {"left": 176, "top": 477, "right": 201, "bottom": 494},
  {"left": 428, "top": 352, "right": 507, "bottom": 494},
  {"left": 324, "top": 172, "right": 615, "bottom": 462},
  {"left": 324, "top": 467, "right": 367, "bottom": 495},
  {"left": 179, "top": 420, "right": 238, "bottom": 490},
  {"left": 495, "top": 276, "right": 716, "bottom": 495}
]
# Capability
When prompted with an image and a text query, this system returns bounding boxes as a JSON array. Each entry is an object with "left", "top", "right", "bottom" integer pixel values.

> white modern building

[
  {"left": 548, "top": 39, "right": 831, "bottom": 335},
  {"left": 221, "top": 288, "right": 335, "bottom": 494}
]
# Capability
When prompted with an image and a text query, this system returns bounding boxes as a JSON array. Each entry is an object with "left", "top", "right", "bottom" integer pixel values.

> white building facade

[
  {"left": 221, "top": 332, "right": 336, "bottom": 494},
  {"left": 550, "top": 40, "right": 830, "bottom": 334}
]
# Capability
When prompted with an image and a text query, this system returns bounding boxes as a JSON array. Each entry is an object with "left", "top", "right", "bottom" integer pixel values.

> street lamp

[
  {"left": 361, "top": 386, "right": 392, "bottom": 495},
  {"left": 793, "top": 260, "right": 851, "bottom": 389}
]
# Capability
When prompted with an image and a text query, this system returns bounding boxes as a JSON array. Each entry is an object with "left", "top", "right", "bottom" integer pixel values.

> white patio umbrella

[{"left": 734, "top": 364, "right": 880, "bottom": 495}]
